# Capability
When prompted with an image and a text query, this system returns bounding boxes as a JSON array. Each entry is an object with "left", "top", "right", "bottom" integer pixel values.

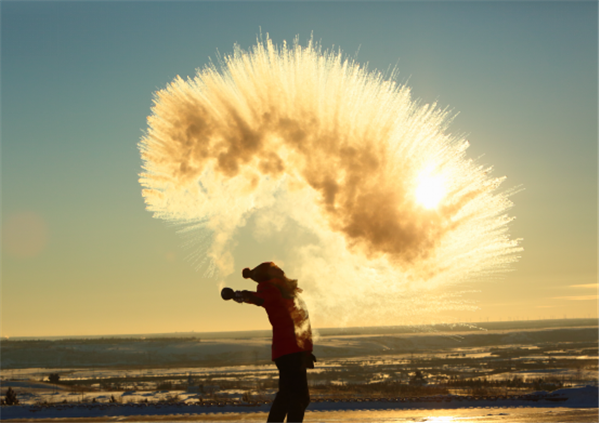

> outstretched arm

[
  {"left": 221, "top": 286, "right": 265, "bottom": 306},
  {"left": 234, "top": 290, "right": 265, "bottom": 306}
]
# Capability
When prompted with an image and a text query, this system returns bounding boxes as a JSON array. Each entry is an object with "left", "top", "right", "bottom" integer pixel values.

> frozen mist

[{"left": 138, "top": 35, "right": 522, "bottom": 327}]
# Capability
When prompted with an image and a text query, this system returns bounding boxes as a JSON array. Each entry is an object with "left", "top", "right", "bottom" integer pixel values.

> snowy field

[
  {"left": 0, "top": 385, "right": 598, "bottom": 422},
  {"left": 1, "top": 320, "right": 598, "bottom": 421}
]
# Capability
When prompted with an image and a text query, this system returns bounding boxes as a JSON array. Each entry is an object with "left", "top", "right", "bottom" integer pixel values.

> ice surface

[{"left": 1, "top": 386, "right": 597, "bottom": 421}]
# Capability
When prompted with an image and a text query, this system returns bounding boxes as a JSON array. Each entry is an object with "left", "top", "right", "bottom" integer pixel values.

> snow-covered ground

[
  {"left": 3, "top": 323, "right": 597, "bottom": 370},
  {"left": 2, "top": 322, "right": 597, "bottom": 421},
  {"left": 0, "top": 385, "right": 597, "bottom": 421},
  {"left": 3, "top": 324, "right": 597, "bottom": 386}
]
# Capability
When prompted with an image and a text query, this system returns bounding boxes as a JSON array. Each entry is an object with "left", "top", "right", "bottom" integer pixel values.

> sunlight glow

[
  {"left": 424, "top": 417, "right": 457, "bottom": 423},
  {"left": 415, "top": 172, "right": 445, "bottom": 209},
  {"left": 139, "top": 36, "right": 522, "bottom": 327}
]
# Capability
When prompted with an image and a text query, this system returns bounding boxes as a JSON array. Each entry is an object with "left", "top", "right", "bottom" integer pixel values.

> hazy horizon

[{"left": 3, "top": 317, "right": 597, "bottom": 342}]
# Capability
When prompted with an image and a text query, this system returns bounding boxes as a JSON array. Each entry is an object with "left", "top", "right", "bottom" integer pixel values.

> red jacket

[{"left": 251, "top": 279, "right": 313, "bottom": 360}]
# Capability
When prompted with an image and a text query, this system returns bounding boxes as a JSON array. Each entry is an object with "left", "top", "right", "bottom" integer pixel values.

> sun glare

[
  {"left": 140, "top": 37, "right": 522, "bottom": 327},
  {"left": 415, "top": 173, "right": 445, "bottom": 209}
]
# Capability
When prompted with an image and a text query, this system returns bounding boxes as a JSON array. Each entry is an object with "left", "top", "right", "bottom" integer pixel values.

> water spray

[{"left": 139, "top": 35, "right": 521, "bottom": 327}]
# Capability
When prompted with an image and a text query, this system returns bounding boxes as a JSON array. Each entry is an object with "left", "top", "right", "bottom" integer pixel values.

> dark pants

[{"left": 267, "top": 352, "right": 310, "bottom": 422}]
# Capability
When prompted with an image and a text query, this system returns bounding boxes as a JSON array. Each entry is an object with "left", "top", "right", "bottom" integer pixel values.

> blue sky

[{"left": 2, "top": 1, "right": 597, "bottom": 337}]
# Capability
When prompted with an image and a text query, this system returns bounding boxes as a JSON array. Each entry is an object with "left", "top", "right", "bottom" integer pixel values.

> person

[{"left": 229, "top": 262, "right": 315, "bottom": 423}]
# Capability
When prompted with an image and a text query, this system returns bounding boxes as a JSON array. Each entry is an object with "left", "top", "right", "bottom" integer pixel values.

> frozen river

[
  {"left": 1, "top": 386, "right": 597, "bottom": 422},
  {"left": 3, "top": 389, "right": 598, "bottom": 423},
  {"left": 8, "top": 408, "right": 596, "bottom": 422},
  {"left": 187, "top": 408, "right": 596, "bottom": 423}
]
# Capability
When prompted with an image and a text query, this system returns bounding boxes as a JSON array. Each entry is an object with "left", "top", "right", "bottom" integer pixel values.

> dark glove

[{"left": 303, "top": 352, "right": 317, "bottom": 369}]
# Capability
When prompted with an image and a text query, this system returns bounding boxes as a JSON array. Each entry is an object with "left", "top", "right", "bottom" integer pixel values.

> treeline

[
  {"left": 2, "top": 337, "right": 201, "bottom": 346},
  {"left": 312, "top": 381, "right": 449, "bottom": 397},
  {"left": 309, "top": 375, "right": 567, "bottom": 398},
  {"left": 1, "top": 340, "right": 208, "bottom": 370},
  {"left": 446, "top": 376, "right": 564, "bottom": 391}
]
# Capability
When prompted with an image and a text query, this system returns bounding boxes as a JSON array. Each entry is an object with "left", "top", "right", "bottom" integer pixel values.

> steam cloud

[{"left": 139, "top": 36, "right": 521, "bottom": 326}]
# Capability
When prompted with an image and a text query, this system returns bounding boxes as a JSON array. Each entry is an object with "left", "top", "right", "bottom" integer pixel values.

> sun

[{"left": 415, "top": 172, "right": 445, "bottom": 209}]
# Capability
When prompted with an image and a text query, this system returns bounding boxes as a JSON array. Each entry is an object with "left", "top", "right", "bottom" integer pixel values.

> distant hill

[
  {"left": 4, "top": 318, "right": 598, "bottom": 342},
  {"left": 1, "top": 319, "right": 597, "bottom": 370}
]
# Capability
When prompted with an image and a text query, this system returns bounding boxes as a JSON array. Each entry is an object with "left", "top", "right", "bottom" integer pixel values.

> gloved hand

[
  {"left": 302, "top": 351, "right": 317, "bottom": 369},
  {"left": 233, "top": 291, "right": 246, "bottom": 303}
]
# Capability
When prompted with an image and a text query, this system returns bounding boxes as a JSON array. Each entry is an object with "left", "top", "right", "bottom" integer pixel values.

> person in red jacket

[{"left": 228, "top": 262, "right": 315, "bottom": 422}]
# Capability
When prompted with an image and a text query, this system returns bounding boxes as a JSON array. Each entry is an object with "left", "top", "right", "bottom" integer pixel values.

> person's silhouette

[{"left": 226, "top": 262, "right": 316, "bottom": 422}]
